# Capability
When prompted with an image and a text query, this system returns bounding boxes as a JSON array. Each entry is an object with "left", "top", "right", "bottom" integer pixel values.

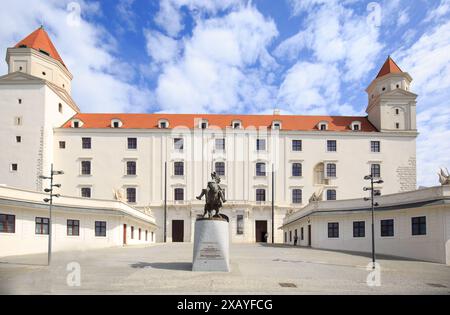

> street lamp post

[
  {"left": 363, "top": 174, "right": 383, "bottom": 270},
  {"left": 40, "top": 163, "right": 64, "bottom": 266}
]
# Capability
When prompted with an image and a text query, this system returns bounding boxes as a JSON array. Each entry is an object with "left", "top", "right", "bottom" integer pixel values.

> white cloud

[
  {"left": 144, "top": 30, "right": 180, "bottom": 64},
  {"left": 153, "top": 4, "right": 278, "bottom": 113},
  {"left": 424, "top": 0, "right": 450, "bottom": 22},
  {"left": 116, "top": 0, "right": 137, "bottom": 32},
  {"left": 277, "top": 1, "right": 383, "bottom": 82},
  {"left": 0, "top": 0, "right": 152, "bottom": 113},
  {"left": 395, "top": 20, "right": 450, "bottom": 186},
  {"left": 154, "top": 0, "right": 242, "bottom": 37},
  {"left": 277, "top": 62, "right": 340, "bottom": 114}
]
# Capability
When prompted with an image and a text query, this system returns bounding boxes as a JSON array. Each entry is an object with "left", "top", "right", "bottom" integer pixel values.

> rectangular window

[
  {"left": 59, "top": 141, "right": 66, "bottom": 149},
  {"left": 0, "top": 214, "right": 15, "bottom": 233},
  {"left": 256, "top": 139, "right": 266, "bottom": 151},
  {"left": 82, "top": 137, "right": 91, "bottom": 149},
  {"left": 412, "top": 216, "right": 426, "bottom": 236},
  {"left": 126, "top": 161, "right": 137, "bottom": 175},
  {"left": 174, "top": 188, "right": 184, "bottom": 201},
  {"left": 81, "top": 187, "right": 91, "bottom": 198},
  {"left": 292, "top": 163, "right": 302, "bottom": 176},
  {"left": 326, "top": 163, "right": 336, "bottom": 178},
  {"left": 256, "top": 189, "right": 266, "bottom": 202},
  {"left": 371, "top": 141, "right": 380, "bottom": 152},
  {"left": 81, "top": 161, "right": 91, "bottom": 175},
  {"left": 11, "top": 163, "right": 18, "bottom": 172},
  {"left": 353, "top": 221, "right": 365, "bottom": 237},
  {"left": 95, "top": 221, "right": 106, "bottom": 237},
  {"left": 126, "top": 188, "right": 136, "bottom": 203},
  {"left": 371, "top": 164, "right": 381, "bottom": 178},
  {"left": 327, "top": 189, "right": 337, "bottom": 200},
  {"left": 67, "top": 219, "right": 80, "bottom": 236},
  {"left": 301, "top": 227, "right": 304, "bottom": 240},
  {"left": 289, "top": 230, "right": 292, "bottom": 242},
  {"left": 215, "top": 162, "right": 225, "bottom": 176},
  {"left": 284, "top": 232, "right": 287, "bottom": 243},
  {"left": 16, "top": 136, "right": 21, "bottom": 143},
  {"left": 256, "top": 162, "right": 266, "bottom": 176},
  {"left": 381, "top": 219, "right": 394, "bottom": 237},
  {"left": 174, "top": 161, "right": 184, "bottom": 176},
  {"left": 131, "top": 226, "right": 134, "bottom": 239},
  {"left": 139, "top": 228, "right": 141, "bottom": 240},
  {"left": 236, "top": 214, "right": 244, "bottom": 235},
  {"left": 292, "top": 140, "right": 302, "bottom": 151},
  {"left": 35, "top": 217, "right": 49, "bottom": 235},
  {"left": 215, "top": 138, "right": 225, "bottom": 151},
  {"left": 292, "top": 189, "right": 302, "bottom": 204},
  {"left": 328, "top": 222, "right": 339, "bottom": 238},
  {"left": 327, "top": 140, "right": 337, "bottom": 152},
  {"left": 174, "top": 138, "right": 184, "bottom": 150},
  {"left": 127, "top": 138, "right": 137, "bottom": 149},
  {"left": 145, "top": 230, "right": 148, "bottom": 241}
]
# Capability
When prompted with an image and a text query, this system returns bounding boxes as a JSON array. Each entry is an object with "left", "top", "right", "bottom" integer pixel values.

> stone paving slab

[{"left": 0, "top": 243, "right": 449, "bottom": 294}]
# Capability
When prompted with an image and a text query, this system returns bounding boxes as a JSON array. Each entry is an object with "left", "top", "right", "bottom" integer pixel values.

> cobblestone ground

[{"left": 0, "top": 243, "right": 449, "bottom": 294}]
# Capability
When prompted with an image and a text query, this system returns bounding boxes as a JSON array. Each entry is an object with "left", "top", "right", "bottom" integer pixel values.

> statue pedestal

[{"left": 192, "top": 218, "right": 230, "bottom": 272}]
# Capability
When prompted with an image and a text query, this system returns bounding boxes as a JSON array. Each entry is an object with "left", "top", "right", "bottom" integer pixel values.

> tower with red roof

[{"left": 366, "top": 56, "right": 418, "bottom": 132}]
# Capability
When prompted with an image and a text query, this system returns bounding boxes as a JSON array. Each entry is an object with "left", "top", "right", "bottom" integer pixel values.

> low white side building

[
  {"left": 0, "top": 186, "right": 157, "bottom": 257},
  {"left": 281, "top": 185, "right": 450, "bottom": 265}
]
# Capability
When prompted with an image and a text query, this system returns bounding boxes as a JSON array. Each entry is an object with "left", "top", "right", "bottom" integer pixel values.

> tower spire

[{"left": 376, "top": 56, "right": 403, "bottom": 78}]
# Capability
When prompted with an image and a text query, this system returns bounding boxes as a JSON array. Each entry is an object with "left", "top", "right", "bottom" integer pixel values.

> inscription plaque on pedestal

[{"left": 192, "top": 219, "right": 230, "bottom": 272}]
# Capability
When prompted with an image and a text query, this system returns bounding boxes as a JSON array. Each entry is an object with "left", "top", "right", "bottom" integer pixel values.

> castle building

[{"left": 0, "top": 27, "right": 418, "bottom": 244}]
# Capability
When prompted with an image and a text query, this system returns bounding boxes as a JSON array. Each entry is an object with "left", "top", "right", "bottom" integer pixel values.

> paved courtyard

[{"left": 0, "top": 243, "right": 449, "bottom": 294}]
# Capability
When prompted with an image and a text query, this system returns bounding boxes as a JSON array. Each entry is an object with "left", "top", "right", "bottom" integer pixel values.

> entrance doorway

[
  {"left": 307, "top": 224, "right": 312, "bottom": 247},
  {"left": 123, "top": 224, "right": 127, "bottom": 245},
  {"left": 255, "top": 220, "right": 268, "bottom": 242},
  {"left": 172, "top": 220, "right": 184, "bottom": 242}
]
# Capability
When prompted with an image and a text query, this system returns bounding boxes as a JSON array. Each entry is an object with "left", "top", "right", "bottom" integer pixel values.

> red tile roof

[
  {"left": 14, "top": 26, "right": 66, "bottom": 68},
  {"left": 62, "top": 113, "right": 378, "bottom": 132},
  {"left": 376, "top": 56, "right": 403, "bottom": 78}
]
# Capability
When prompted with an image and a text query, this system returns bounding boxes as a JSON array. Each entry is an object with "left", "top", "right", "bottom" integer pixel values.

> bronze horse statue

[{"left": 196, "top": 172, "right": 226, "bottom": 218}]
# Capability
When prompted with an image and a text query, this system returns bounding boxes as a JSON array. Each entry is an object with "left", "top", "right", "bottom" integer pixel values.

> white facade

[
  {"left": 0, "top": 186, "right": 157, "bottom": 257},
  {"left": 281, "top": 185, "right": 450, "bottom": 264},
  {"left": 0, "top": 29, "right": 420, "bottom": 244}
]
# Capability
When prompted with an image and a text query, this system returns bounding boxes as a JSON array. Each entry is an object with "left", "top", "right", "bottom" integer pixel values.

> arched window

[
  {"left": 231, "top": 120, "right": 242, "bottom": 129},
  {"left": 111, "top": 119, "right": 123, "bottom": 128},
  {"left": 158, "top": 119, "right": 169, "bottom": 129},
  {"left": 350, "top": 121, "right": 361, "bottom": 131},
  {"left": 317, "top": 121, "right": 328, "bottom": 131},
  {"left": 71, "top": 119, "right": 83, "bottom": 128}
]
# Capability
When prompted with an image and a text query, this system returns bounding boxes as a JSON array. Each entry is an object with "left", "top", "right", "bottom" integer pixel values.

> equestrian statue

[{"left": 196, "top": 171, "right": 227, "bottom": 219}]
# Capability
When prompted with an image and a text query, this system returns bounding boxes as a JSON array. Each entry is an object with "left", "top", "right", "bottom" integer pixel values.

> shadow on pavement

[
  {"left": 130, "top": 261, "right": 192, "bottom": 271},
  {"left": 258, "top": 243, "right": 419, "bottom": 262}
]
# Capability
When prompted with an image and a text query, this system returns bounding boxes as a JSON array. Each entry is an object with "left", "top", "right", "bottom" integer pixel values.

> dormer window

[
  {"left": 272, "top": 121, "right": 282, "bottom": 130},
  {"left": 318, "top": 121, "right": 328, "bottom": 131},
  {"left": 71, "top": 119, "right": 83, "bottom": 128},
  {"left": 199, "top": 119, "right": 208, "bottom": 129},
  {"left": 111, "top": 119, "right": 123, "bottom": 128},
  {"left": 351, "top": 121, "right": 361, "bottom": 131},
  {"left": 158, "top": 119, "right": 169, "bottom": 129},
  {"left": 232, "top": 120, "right": 242, "bottom": 129}
]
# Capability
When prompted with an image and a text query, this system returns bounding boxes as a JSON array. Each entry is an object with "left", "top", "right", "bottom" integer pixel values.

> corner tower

[
  {"left": 0, "top": 27, "right": 78, "bottom": 192},
  {"left": 365, "top": 56, "right": 417, "bottom": 132},
  {"left": 5, "top": 26, "right": 73, "bottom": 94}
]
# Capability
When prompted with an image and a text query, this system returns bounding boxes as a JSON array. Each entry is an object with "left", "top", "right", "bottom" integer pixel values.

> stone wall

[{"left": 397, "top": 157, "right": 416, "bottom": 191}]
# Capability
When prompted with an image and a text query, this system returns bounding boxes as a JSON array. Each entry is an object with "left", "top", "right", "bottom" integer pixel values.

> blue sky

[{"left": 0, "top": 0, "right": 449, "bottom": 186}]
